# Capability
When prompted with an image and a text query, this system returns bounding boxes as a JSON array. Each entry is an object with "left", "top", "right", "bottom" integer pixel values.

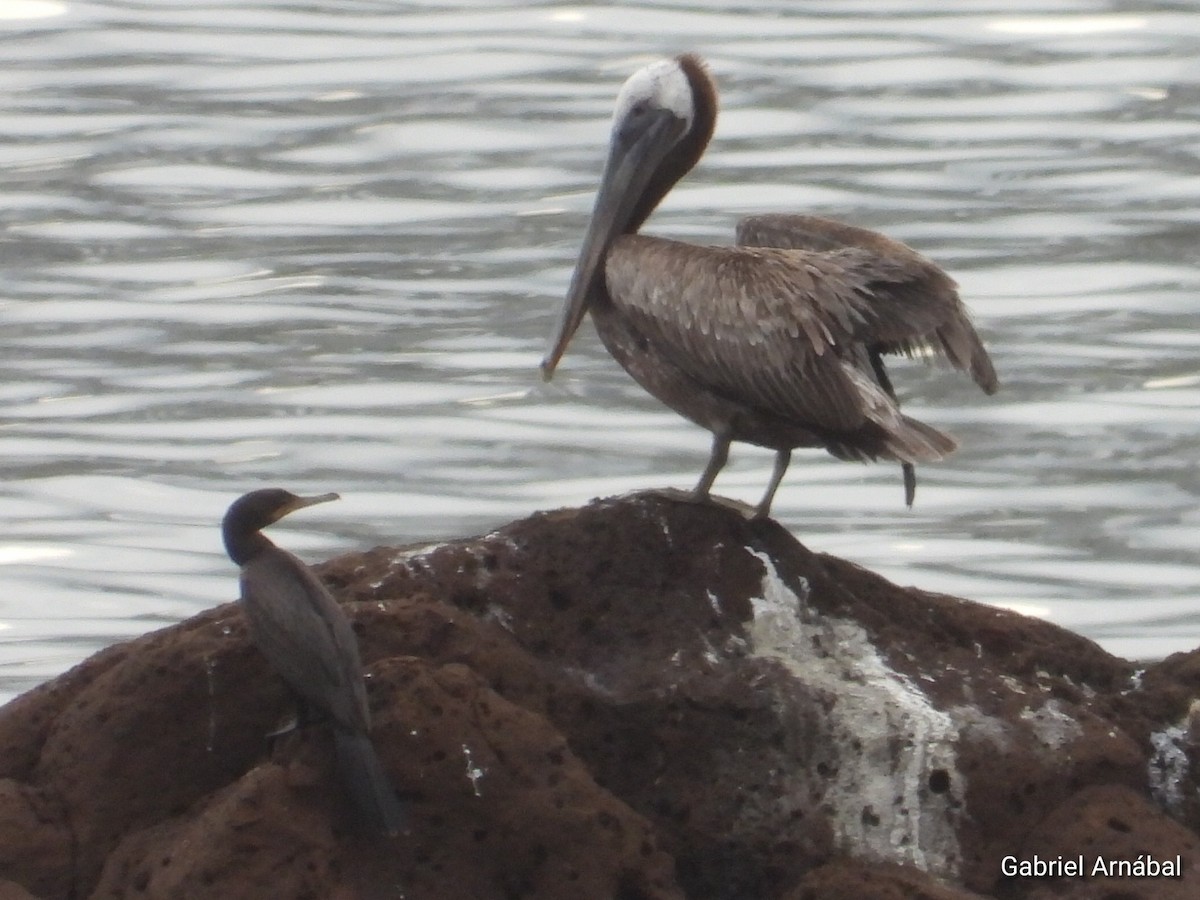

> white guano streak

[{"left": 744, "top": 549, "right": 962, "bottom": 877}]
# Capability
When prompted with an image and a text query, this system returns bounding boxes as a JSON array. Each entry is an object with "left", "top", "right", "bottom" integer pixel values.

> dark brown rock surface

[{"left": 0, "top": 493, "right": 1198, "bottom": 899}]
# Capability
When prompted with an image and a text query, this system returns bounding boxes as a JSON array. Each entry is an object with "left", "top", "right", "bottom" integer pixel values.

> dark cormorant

[{"left": 222, "top": 488, "right": 405, "bottom": 837}]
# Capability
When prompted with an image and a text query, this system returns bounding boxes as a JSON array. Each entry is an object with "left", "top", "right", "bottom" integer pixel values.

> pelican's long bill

[{"left": 540, "top": 107, "right": 687, "bottom": 380}]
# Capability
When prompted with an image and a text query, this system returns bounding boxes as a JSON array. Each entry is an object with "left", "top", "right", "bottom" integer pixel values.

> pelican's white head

[{"left": 611, "top": 57, "right": 695, "bottom": 135}]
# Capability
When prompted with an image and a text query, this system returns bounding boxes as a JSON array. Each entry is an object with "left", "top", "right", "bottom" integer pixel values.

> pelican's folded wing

[
  {"left": 736, "top": 214, "right": 998, "bottom": 394},
  {"left": 606, "top": 235, "right": 905, "bottom": 434}
]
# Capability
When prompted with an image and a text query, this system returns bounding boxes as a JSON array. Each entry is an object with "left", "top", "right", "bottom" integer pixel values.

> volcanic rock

[{"left": 0, "top": 492, "right": 1198, "bottom": 899}]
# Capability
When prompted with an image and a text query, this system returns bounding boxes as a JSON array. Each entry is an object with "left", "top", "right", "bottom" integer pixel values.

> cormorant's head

[{"left": 223, "top": 488, "right": 340, "bottom": 539}]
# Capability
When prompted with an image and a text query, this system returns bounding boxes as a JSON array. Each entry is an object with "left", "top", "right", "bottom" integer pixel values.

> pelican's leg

[
  {"left": 755, "top": 448, "right": 792, "bottom": 519},
  {"left": 869, "top": 350, "right": 918, "bottom": 508},
  {"left": 693, "top": 430, "right": 731, "bottom": 501}
]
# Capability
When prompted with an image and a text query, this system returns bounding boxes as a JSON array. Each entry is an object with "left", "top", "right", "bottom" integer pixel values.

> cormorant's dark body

[{"left": 223, "top": 488, "right": 404, "bottom": 837}]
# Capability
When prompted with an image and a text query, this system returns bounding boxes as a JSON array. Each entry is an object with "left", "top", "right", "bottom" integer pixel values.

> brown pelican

[
  {"left": 223, "top": 488, "right": 405, "bottom": 836},
  {"left": 541, "top": 54, "right": 998, "bottom": 517}
]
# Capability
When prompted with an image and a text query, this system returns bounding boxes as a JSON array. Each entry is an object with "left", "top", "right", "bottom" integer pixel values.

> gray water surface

[{"left": 3, "top": 0, "right": 1200, "bottom": 702}]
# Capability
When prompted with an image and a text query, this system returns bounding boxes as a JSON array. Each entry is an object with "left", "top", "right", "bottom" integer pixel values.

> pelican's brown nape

[{"left": 541, "top": 54, "right": 998, "bottom": 517}]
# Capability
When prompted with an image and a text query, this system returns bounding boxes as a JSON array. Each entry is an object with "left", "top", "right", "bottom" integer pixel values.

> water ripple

[{"left": 2, "top": 1, "right": 1200, "bottom": 700}]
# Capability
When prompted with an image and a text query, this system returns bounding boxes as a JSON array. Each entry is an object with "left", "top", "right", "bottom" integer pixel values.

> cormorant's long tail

[{"left": 334, "top": 729, "right": 406, "bottom": 837}]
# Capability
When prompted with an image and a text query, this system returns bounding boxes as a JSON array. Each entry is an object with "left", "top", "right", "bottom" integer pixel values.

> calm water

[{"left": 2, "top": 0, "right": 1199, "bottom": 702}]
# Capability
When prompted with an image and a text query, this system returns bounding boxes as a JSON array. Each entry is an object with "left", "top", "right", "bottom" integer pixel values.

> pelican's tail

[
  {"left": 828, "top": 416, "right": 955, "bottom": 465},
  {"left": 828, "top": 417, "right": 953, "bottom": 507},
  {"left": 886, "top": 414, "right": 958, "bottom": 462},
  {"left": 840, "top": 362, "right": 957, "bottom": 463},
  {"left": 333, "top": 729, "right": 407, "bottom": 837}
]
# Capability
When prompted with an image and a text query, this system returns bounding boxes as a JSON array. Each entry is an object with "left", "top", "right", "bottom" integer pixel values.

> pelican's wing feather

[
  {"left": 736, "top": 214, "right": 998, "bottom": 393},
  {"left": 605, "top": 235, "right": 914, "bottom": 433}
]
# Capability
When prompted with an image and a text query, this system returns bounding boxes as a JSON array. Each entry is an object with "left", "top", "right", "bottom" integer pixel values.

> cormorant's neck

[{"left": 224, "top": 528, "right": 275, "bottom": 567}]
